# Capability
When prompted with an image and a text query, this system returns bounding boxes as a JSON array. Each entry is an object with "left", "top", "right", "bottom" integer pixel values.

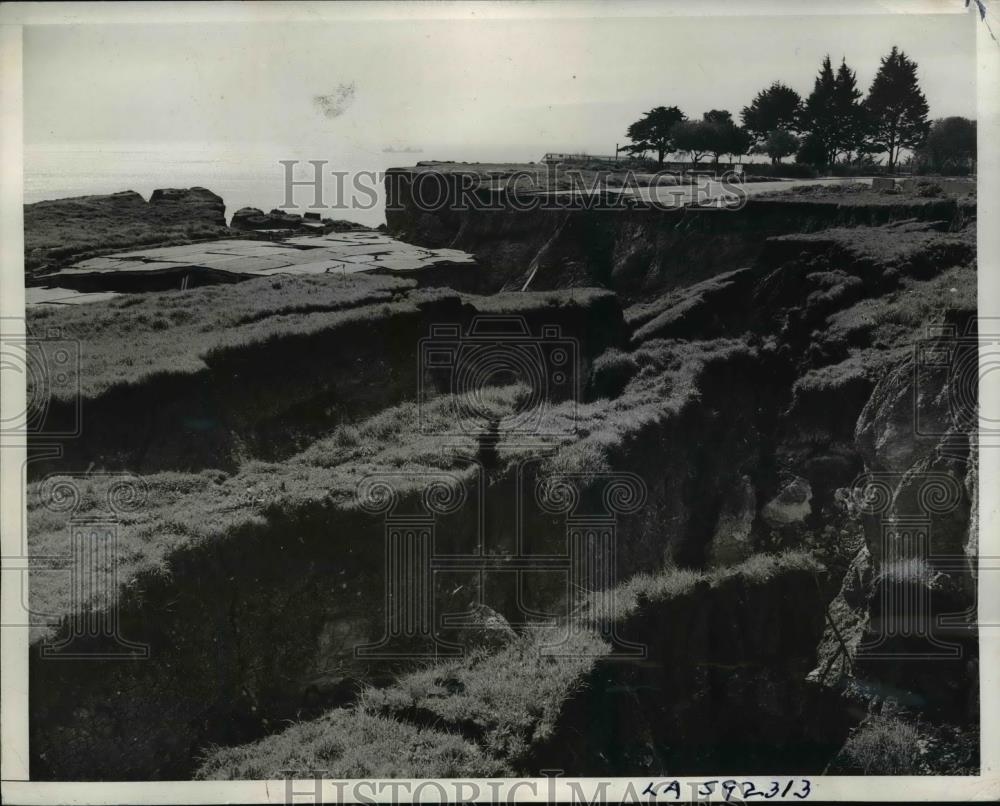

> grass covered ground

[
  {"left": 194, "top": 550, "right": 821, "bottom": 779},
  {"left": 768, "top": 223, "right": 977, "bottom": 408},
  {"left": 26, "top": 331, "right": 746, "bottom": 640},
  {"left": 27, "top": 273, "right": 418, "bottom": 398},
  {"left": 757, "top": 179, "right": 977, "bottom": 206},
  {"left": 26, "top": 274, "right": 617, "bottom": 400}
]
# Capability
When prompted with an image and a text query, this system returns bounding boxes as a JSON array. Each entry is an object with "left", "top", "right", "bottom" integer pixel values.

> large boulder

[
  {"left": 230, "top": 206, "right": 303, "bottom": 231},
  {"left": 148, "top": 186, "right": 227, "bottom": 228}
]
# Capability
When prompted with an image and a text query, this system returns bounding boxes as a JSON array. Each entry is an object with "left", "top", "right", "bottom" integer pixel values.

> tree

[
  {"left": 729, "top": 126, "right": 754, "bottom": 164},
  {"left": 800, "top": 55, "right": 866, "bottom": 167},
  {"left": 741, "top": 82, "right": 802, "bottom": 143},
  {"left": 917, "top": 116, "right": 976, "bottom": 174},
  {"left": 670, "top": 120, "right": 711, "bottom": 166},
  {"left": 796, "top": 132, "right": 829, "bottom": 168},
  {"left": 701, "top": 110, "right": 742, "bottom": 168},
  {"left": 799, "top": 55, "right": 839, "bottom": 167},
  {"left": 625, "top": 106, "right": 686, "bottom": 167},
  {"left": 831, "top": 58, "right": 867, "bottom": 163},
  {"left": 864, "top": 46, "right": 930, "bottom": 172},
  {"left": 760, "top": 129, "right": 800, "bottom": 164}
]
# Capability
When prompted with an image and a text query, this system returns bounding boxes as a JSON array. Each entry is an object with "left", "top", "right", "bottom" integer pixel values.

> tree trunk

[
  {"left": 657, "top": 146, "right": 665, "bottom": 167},
  {"left": 887, "top": 123, "right": 898, "bottom": 174}
]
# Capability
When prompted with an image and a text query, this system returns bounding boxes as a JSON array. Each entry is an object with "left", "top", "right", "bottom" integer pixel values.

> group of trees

[
  {"left": 624, "top": 46, "right": 974, "bottom": 174},
  {"left": 625, "top": 106, "right": 750, "bottom": 169}
]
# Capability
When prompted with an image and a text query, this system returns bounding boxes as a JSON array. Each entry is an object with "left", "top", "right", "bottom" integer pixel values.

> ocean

[{"left": 25, "top": 142, "right": 545, "bottom": 229}]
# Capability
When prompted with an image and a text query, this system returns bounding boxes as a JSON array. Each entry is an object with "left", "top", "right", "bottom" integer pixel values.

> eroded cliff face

[
  {"left": 385, "top": 169, "right": 975, "bottom": 300},
  {"left": 29, "top": 184, "right": 980, "bottom": 779}
]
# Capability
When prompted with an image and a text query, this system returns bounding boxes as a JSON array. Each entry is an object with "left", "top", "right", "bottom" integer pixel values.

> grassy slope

[
  {"left": 27, "top": 273, "right": 417, "bottom": 398},
  {"left": 27, "top": 335, "right": 743, "bottom": 640},
  {"left": 195, "top": 551, "right": 821, "bottom": 779},
  {"left": 27, "top": 276, "right": 615, "bottom": 400},
  {"left": 756, "top": 180, "right": 977, "bottom": 206},
  {"left": 781, "top": 224, "right": 977, "bottom": 399}
]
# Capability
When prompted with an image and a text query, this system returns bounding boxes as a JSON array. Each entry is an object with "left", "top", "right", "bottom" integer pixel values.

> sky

[{"left": 24, "top": 10, "right": 977, "bottom": 157}]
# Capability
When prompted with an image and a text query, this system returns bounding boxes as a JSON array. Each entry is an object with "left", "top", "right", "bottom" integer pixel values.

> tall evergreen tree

[
  {"left": 740, "top": 82, "right": 802, "bottom": 144},
  {"left": 800, "top": 56, "right": 839, "bottom": 167},
  {"left": 831, "top": 58, "right": 866, "bottom": 163},
  {"left": 864, "top": 46, "right": 930, "bottom": 172}
]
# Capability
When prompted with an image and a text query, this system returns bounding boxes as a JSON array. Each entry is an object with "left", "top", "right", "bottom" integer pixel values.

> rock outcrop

[
  {"left": 148, "top": 186, "right": 227, "bottom": 227},
  {"left": 230, "top": 207, "right": 371, "bottom": 233},
  {"left": 24, "top": 187, "right": 231, "bottom": 274}
]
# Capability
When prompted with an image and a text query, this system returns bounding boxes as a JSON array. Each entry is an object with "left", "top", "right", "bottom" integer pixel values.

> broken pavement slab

[
  {"left": 25, "top": 287, "right": 120, "bottom": 306},
  {"left": 28, "top": 230, "right": 481, "bottom": 301}
]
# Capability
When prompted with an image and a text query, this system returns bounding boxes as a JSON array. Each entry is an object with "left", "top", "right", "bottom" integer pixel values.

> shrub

[
  {"left": 839, "top": 714, "right": 923, "bottom": 774},
  {"left": 743, "top": 162, "right": 818, "bottom": 179}
]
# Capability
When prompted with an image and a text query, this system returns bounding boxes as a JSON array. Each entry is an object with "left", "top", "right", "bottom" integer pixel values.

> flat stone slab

[
  {"left": 257, "top": 260, "right": 367, "bottom": 276},
  {"left": 367, "top": 256, "right": 433, "bottom": 272},
  {"left": 26, "top": 287, "right": 119, "bottom": 305},
  {"left": 33, "top": 229, "right": 479, "bottom": 303}
]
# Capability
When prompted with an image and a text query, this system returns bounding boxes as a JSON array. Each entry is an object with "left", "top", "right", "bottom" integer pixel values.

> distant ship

[{"left": 382, "top": 146, "right": 424, "bottom": 154}]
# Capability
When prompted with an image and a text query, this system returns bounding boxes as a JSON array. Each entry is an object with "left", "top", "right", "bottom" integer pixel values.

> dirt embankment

[
  {"left": 28, "top": 185, "right": 979, "bottom": 780},
  {"left": 385, "top": 168, "right": 974, "bottom": 300}
]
